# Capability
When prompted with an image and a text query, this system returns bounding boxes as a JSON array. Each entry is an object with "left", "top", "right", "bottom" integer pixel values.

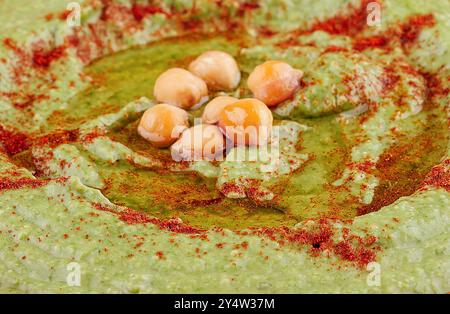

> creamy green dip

[{"left": 0, "top": 0, "right": 448, "bottom": 293}]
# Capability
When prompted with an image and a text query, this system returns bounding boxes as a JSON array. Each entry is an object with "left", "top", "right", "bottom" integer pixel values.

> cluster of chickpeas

[{"left": 138, "top": 50, "right": 303, "bottom": 161}]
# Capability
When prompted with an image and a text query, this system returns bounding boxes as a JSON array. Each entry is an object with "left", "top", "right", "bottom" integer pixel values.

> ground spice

[
  {"left": 252, "top": 219, "right": 378, "bottom": 267},
  {"left": 351, "top": 13, "right": 436, "bottom": 52},
  {"left": 399, "top": 14, "right": 435, "bottom": 47},
  {"left": 81, "top": 130, "right": 103, "bottom": 143},
  {"left": 353, "top": 35, "right": 389, "bottom": 51},
  {"left": 257, "top": 26, "right": 277, "bottom": 38},
  {"left": 2, "top": 38, "right": 31, "bottom": 85},
  {"left": 2, "top": 38, "right": 24, "bottom": 55},
  {"left": 14, "top": 93, "right": 50, "bottom": 110},
  {"left": 93, "top": 203, "right": 204, "bottom": 234},
  {"left": 0, "top": 177, "right": 51, "bottom": 191},
  {"left": 420, "top": 71, "right": 449, "bottom": 97},
  {"left": 275, "top": 38, "right": 300, "bottom": 49},
  {"left": 420, "top": 162, "right": 450, "bottom": 192},
  {"left": 130, "top": 4, "right": 169, "bottom": 21},
  {"left": 236, "top": 1, "right": 260, "bottom": 17},
  {"left": 308, "top": 0, "right": 376, "bottom": 36},
  {"left": 381, "top": 67, "right": 401, "bottom": 92},
  {"left": 348, "top": 161, "right": 376, "bottom": 173},
  {"left": 34, "top": 129, "right": 79, "bottom": 149},
  {"left": 59, "top": 9, "right": 72, "bottom": 21},
  {"left": 0, "top": 125, "right": 31, "bottom": 155},
  {"left": 220, "top": 182, "right": 244, "bottom": 196},
  {"left": 32, "top": 46, "right": 66, "bottom": 68},
  {"left": 323, "top": 45, "right": 348, "bottom": 53},
  {"left": 188, "top": 197, "right": 223, "bottom": 207},
  {"left": 44, "top": 13, "right": 54, "bottom": 21}
]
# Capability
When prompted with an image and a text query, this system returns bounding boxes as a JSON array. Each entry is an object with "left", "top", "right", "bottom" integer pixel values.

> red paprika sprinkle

[
  {"left": 309, "top": 0, "right": 378, "bottom": 36},
  {"left": 251, "top": 219, "right": 378, "bottom": 267},
  {"left": 0, "top": 125, "right": 31, "bottom": 155},
  {"left": 131, "top": 4, "right": 168, "bottom": 22},
  {"left": 353, "top": 35, "right": 389, "bottom": 51},
  {"left": 324, "top": 45, "right": 348, "bottom": 53},
  {"left": 399, "top": 14, "right": 435, "bottom": 47},
  {"left": 32, "top": 46, "right": 66, "bottom": 68},
  {"left": 34, "top": 129, "right": 79, "bottom": 149},
  {"left": 93, "top": 204, "right": 204, "bottom": 234},
  {"left": 420, "top": 163, "right": 450, "bottom": 192}
]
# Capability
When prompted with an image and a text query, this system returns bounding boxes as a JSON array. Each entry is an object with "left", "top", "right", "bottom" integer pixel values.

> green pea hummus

[{"left": 0, "top": 0, "right": 448, "bottom": 293}]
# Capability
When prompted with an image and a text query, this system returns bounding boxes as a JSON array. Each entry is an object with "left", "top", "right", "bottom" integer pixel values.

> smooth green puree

[{"left": 44, "top": 34, "right": 447, "bottom": 230}]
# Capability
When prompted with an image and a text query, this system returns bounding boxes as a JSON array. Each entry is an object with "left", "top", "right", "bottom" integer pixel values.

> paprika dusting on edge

[
  {"left": 252, "top": 219, "right": 379, "bottom": 267},
  {"left": 420, "top": 161, "right": 450, "bottom": 192},
  {"left": 93, "top": 203, "right": 204, "bottom": 234},
  {"left": 308, "top": 0, "right": 378, "bottom": 37},
  {"left": 32, "top": 45, "right": 66, "bottom": 68},
  {"left": 0, "top": 125, "right": 31, "bottom": 155}
]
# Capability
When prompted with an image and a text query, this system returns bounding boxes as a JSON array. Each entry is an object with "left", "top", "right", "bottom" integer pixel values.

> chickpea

[
  {"left": 154, "top": 68, "right": 208, "bottom": 109},
  {"left": 201, "top": 96, "right": 238, "bottom": 124},
  {"left": 218, "top": 98, "right": 273, "bottom": 146},
  {"left": 247, "top": 60, "right": 303, "bottom": 107},
  {"left": 188, "top": 51, "right": 241, "bottom": 91},
  {"left": 171, "top": 124, "right": 225, "bottom": 161},
  {"left": 138, "top": 104, "right": 189, "bottom": 148}
]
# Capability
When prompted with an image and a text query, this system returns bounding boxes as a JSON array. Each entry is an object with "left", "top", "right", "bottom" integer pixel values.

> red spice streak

[
  {"left": 309, "top": 0, "right": 377, "bottom": 36},
  {"left": 130, "top": 4, "right": 169, "bottom": 22},
  {"left": 324, "top": 45, "right": 348, "bottom": 53},
  {"left": 93, "top": 204, "right": 204, "bottom": 234},
  {"left": 276, "top": 38, "right": 300, "bottom": 49},
  {"left": 348, "top": 161, "right": 376, "bottom": 173},
  {"left": 14, "top": 93, "right": 50, "bottom": 110},
  {"left": 381, "top": 66, "right": 401, "bottom": 92},
  {"left": 399, "top": 14, "right": 435, "bottom": 47},
  {"left": 253, "top": 219, "right": 378, "bottom": 267},
  {"left": 220, "top": 182, "right": 244, "bottom": 196},
  {"left": 0, "top": 125, "right": 31, "bottom": 155},
  {"left": 2, "top": 38, "right": 24, "bottom": 55},
  {"left": 353, "top": 14, "right": 436, "bottom": 51},
  {"left": 32, "top": 46, "right": 66, "bottom": 68},
  {"left": 0, "top": 178, "right": 47, "bottom": 191},
  {"left": 353, "top": 13, "right": 436, "bottom": 51},
  {"left": 236, "top": 1, "right": 260, "bottom": 17},
  {"left": 34, "top": 129, "right": 79, "bottom": 149},
  {"left": 59, "top": 9, "right": 72, "bottom": 21},
  {"left": 420, "top": 161, "right": 450, "bottom": 192},
  {"left": 189, "top": 197, "right": 222, "bottom": 207},
  {"left": 258, "top": 26, "right": 277, "bottom": 37},
  {"left": 98, "top": 1, "right": 169, "bottom": 22},
  {"left": 353, "top": 35, "right": 389, "bottom": 51},
  {"left": 44, "top": 13, "right": 54, "bottom": 21},
  {"left": 420, "top": 71, "right": 449, "bottom": 97},
  {"left": 279, "top": 0, "right": 378, "bottom": 48},
  {"left": 81, "top": 131, "right": 103, "bottom": 143}
]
